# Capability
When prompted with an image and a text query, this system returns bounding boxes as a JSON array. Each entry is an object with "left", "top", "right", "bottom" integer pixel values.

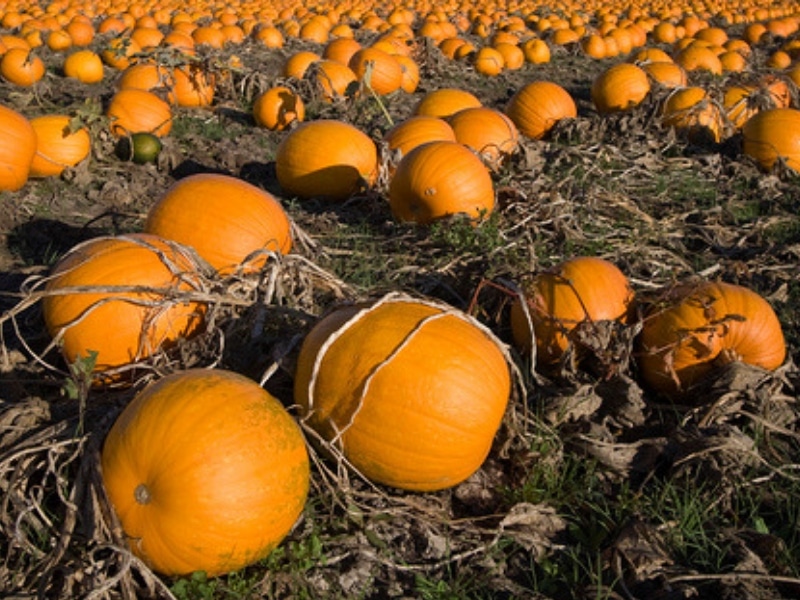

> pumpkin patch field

[{"left": 2, "top": 0, "right": 800, "bottom": 597}]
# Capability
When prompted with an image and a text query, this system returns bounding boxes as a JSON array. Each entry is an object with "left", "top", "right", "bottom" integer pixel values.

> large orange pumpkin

[
  {"left": 275, "top": 119, "right": 378, "bottom": 202},
  {"left": 101, "top": 368, "right": 310, "bottom": 576},
  {"left": 145, "top": 173, "right": 292, "bottom": 274},
  {"left": 388, "top": 140, "right": 495, "bottom": 224},
  {"left": 413, "top": 88, "right": 482, "bottom": 118},
  {"left": 505, "top": 80, "right": 577, "bottom": 140},
  {"left": 742, "top": 108, "right": 800, "bottom": 172},
  {"left": 510, "top": 256, "right": 634, "bottom": 367},
  {"left": 383, "top": 115, "right": 457, "bottom": 161},
  {"left": 42, "top": 234, "right": 206, "bottom": 375},
  {"left": 0, "top": 104, "right": 37, "bottom": 191},
  {"left": 348, "top": 46, "right": 403, "bottom": 95},
  {"left": 447, "top": 106, "right": 519, "bottom": 169},
  {"left": 637, "top": 281, "right": 786, "bottom": 397},
  {"left": 29, "top": 114, "right": 92, "bottom": 178},
  {"left": 294, "top": 294, "right": 511, "bottom": 491},
  {"left": 106, "top": 89, "right": 172, "bottom": 137}
]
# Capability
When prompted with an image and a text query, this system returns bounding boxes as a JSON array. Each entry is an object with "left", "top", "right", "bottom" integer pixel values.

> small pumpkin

[
  {"left": 145, "top": 173, "right": 292, "bottom": 274},
  {"left": 447, "top": 106, "right": 519, "bottom": 169},
  {"left": 101, "top": 368, "right": 310, "bottom": 576},
  {"left": 413, "top": 88, "right": 482, "bottom": 118},
  {"left": 29, "top": 114, "right": 92, "bottom": 177},
  {"left": 637, "top": 281, "right": 786, "bottom": 397},
  {"left": 388, "top": 140, "right": 495, "bottom": 224},
  {"left": 383, "top": 115, "right": 457, "bottom": 161},
  {"left": 591, "top": 63, "right": 651, "bottom": 114},
  {"left": 169, "top": 64, "right": 215, "bottom": 107},
  {"left": 0, "top": 47, "right": 45, "bottom": 86},
  {"left": 505, "top": 80, "right": 577, "bottom": 140},
  {"left": 348, "top": 46, "right": 403, "bottom": 95},
  {"left": 253, "top": 86, "right": 305, "bottom": 131},
  {"left": 307, "top": 59, "right": 358, "bottom": 102},
  {"left": 62, "top": 49, "right": 104, "bottom": 84},
  {"left": 742, "top": 107, "right": 800, "bottom": 172},
  {"left": 662, "top": 86, "right": 723, "bottom": 145},
  {"left": 0, "top": 104, "right": 37, "bottom": 191},
  {"left": 275, "top": 119, "right": 378, "bottom": 202},
  {"left": 106, "top": 88, "right": 172, "bottom": 137},
  {"left": 42, "top": 234, "right": 206, "bottom": 376},
  {"left": 294, "top": 293, "right": 511, "bottom": 491},
  {"left": 510, "top": 256, "right": 634, "bottom": 368}
]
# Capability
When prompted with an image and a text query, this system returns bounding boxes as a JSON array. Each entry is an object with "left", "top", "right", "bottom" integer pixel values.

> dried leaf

[{"left": 498, "top": 502, "right": 567, "bottom": 559}]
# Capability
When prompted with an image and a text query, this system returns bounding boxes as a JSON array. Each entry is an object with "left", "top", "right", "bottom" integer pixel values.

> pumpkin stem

[{"left": 134, "top": 483, "right": 152, "bottom": 505}]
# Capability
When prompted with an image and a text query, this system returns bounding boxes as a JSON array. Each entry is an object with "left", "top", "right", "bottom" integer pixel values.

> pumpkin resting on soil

[
  {"left": 294, "top": 294, "right": 511, "bottom": 491},
  {"left": 101, "top": 368, "right": 310, "bottom": 576}
]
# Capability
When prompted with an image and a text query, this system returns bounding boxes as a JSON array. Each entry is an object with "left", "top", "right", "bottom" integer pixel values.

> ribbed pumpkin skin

[
  {"left": 348, "top": 46, "right": 403, "bottom": 95},
  {"left": 742, "top": 108, "right": 800, "bottom": 172},
  {"left": 29, "top": 114, "right": 92, "bottom": 177},
  {"left": 510, "top": 257, "right": 634, "bottom": 366},
  {"left": 389, "top": 141, "right": 495, "bottom": 224},
  {"left": 106, "top": 89, "right": 172, "bottom": 137},
  {"left": 294, "top": 296, "right": 511, "bottom": 491},
  {"left": 0, "top": 104, "right": 36, "bottom": 191},
  {"left": 42, "top": 234, "right": 205, "bottom": 373},
  {"left": 447, "top": 107, "right": 519, "bottom": 169},
  {"left": 591, "top": 63, "right": 651, "bottom": 114},
  {"left": 145, "top": 173, "right": 292, "bottom": 274},
  {"left": 101, "top": 369, "right": 310, "bottom": 577},
  {"left": 275, "top": 119, "right": 378, "bottom": 201},
  {"left": 505, "top": 80, "right": 577, "bottom": 139},
  {"left": 637, "top": 281, "right": 786, "bottom": 397}
]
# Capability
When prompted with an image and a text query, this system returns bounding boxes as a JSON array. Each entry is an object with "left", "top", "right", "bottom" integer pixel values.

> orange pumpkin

[
  {"left": 102, "top": 368, "right": 310, "bottom": 576},
  {"left": 0, "top": 104, "right": 37, "bottom": 191},
  {"left": 447, "top": 106, "right": 519, "bottom": 169},
  {"left": 275, "top": 119, "right": 378, "bottom": 202},
  {"left": 637, "top": 281, "right": 786, "bottom": 397},
  {"left": 383, "top": 115, "right": 457, "bottom": 161},
  {"left": 505, "top": 80, "right": 577, "bottom": 140},
  {"left": 413, "top": 88, "right": 482, "bottom": 118},
  {"left": 42, "top": 234, "right": 206, "bottom": 375},
  {"left": 29, "top": 114, "right": 92, "bottom": 177},
  {"left": 389, "top": 140, "right": 495, "bottom": 224},
  {"left": 510, "top": 257, "right": 634, "bottom": 367},
  {"left": 742, "top": 108, "right": 800, "bottom": 172},
  {"left": 0, "top": 47, "right": 45, "bottom": 86},
  {"left": 591, "top": 63, "right": 651, "bottom": 114},
  {"left": 253, "top": 86, "right": 305, "bottom": 131},
  {"left": 62, "top": 49, "right": 104, "bottom": 84},
  {"left": 106, "top": 89, "right": 172, "bottom": 137},
  {"left": 145, "top": 173, "right": 292, "bottom": 274},
  {"left": 294, "top": 294, "right": 510, "bottom": 491},
  {"left": 116, "top": 63, "right": 172, "bottom": 92},
  {"left": 169, "top": 64, "right": 215, "bottom": 107},
  {"left": 348, "top": 46, "right": 403, "bottom": 95},
  {"left": 662, "top": 86, "right": 723, "bottom": 145}
]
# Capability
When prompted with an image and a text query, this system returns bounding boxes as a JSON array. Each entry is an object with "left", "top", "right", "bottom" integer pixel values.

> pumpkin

[
  {"left": 322, "top": 37, "right": 362, "bottom": 64},
  {"left": 395, "top": 54, "right": 420, "bottom": 93},
  {"left": 145, "top": 173, "right": 292, "bottom": 274},
  {"left": 641, "top": 61, "right": 688, "bottom": 89},
  {"left": 0, "top": 47, "right": 45, "bottom": 86},
  {"left": 42, "top": 234, "right": 206, "bottom": 375},
  {"left": 169, "top": 64, "right": 215, "bottom": 107},
  {"left": 662, "top": 86, "right": 723, "bottom": 145},
  {"left": 101, "top": 36, "right": 142, "bottom": 71},
  {"left": 389, "top": 140, "right": 495, "bottom": 224},
  {"left": 637, "top": 281, "right": 786, "bottom": 397},
  {"left": 522, "top": 38, "right": 551, "bottom": 64},
  {"left": 307, "top": 59, "right": 358, "bottom": 102},
  {"left": 62, "top": 49, "right": 104, "bottom": 84},
  {"left": 253, "top": 86, "right": 305, "bottom": 131},
  {"left": 283, "top": 50, "right": 321, "bottom": 79},
  {"left": 106, "top": 89, "right": 172, "bottom": 137},
  {"left": 29, "top": 114, "right": 92, "bottom": 178},
  {"left": 275, "top": 119, "right": 378, "bottom": 202},
  {"left": 116, "top": 62, "right": 172, "bottom": 92},
  {"left": 383, "top": 115, "right": 457, "bottom": 161},
  {"left": 591, "top": 63, "right": 651, "bottom": 114},
  {"left": 505, "top": 80, "right": 577, "bottom": 140},
  {"left": 0, "top": 104, "right": 37, "bottom": 192},
  {"left": 509, "top": 256, "right": 634, "bottom": 367},
  {"left": 742, "top": 108, "right": 800, "bottom": 172},
  {"left": 101, "top": 368, "right": 309, "bottom": 576},
  {"left": 472, "top": 46, "right": 505, "bottom": 76},
  {"left": 348, "top": 46, "right": 403, "bottom": 95},
  {"left": 673, "top": 44, "right": 723, "bottom": 75},
  {"left": 447, "top": 106, "right": 519, "bottom": 169},
  {"left": 413, "top": 88, "right": 482, "bottom": 118},
  {"left": 294, "top": 293, "right": 510, "bottom": 491}
]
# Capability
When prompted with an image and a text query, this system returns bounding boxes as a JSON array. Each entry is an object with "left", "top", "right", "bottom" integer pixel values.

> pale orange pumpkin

[
  {"left": 0, "top": 104, "right": 37, "bottom": 191},
  {"left": 275, "top": 119, "right": 378, "bottom": 201},
  {"left": 145, "top": 173, "right": 292, "bottom": 274},
  {"left": 637, "top": 281, "right": 786, "bottom": 397},
  {"left": 29, "top": 114, "right": 92, "bottom": 177},
  {"left": 294, "top": 294, "right": 510, "bottom": 491},
  {"left": 102, "top": 368, "right": 310, "bottom": 576},
  {"left": 510, "top": 256, "right": 634, "bottom": 367},
  {"left": 505, "top": 80, "right": 577, "bottom": 140},
  {"left": 42, "top": 234, "right": 206, "bottom": 375},
  {"left": 389, "top": 140, "right": 495, "bottom": 224}
]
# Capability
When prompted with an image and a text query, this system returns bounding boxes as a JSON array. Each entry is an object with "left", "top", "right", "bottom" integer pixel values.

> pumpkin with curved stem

[
  {"left": 447, "top": 106, "right": 519, "bottom": 169},
  {"left": 505, "top": 80, "right": 577, "bottom": 140},
  {"left": 145, "top": 173, "right": 292, "bottom": 274},
  {"left": 510, "top": 256, "right": 634, "bottom": 367},
  {"left": 102, "top": 368, "right": 310, "bottom": 576},
  {"left": 106, "top": 89, "right": 172, "bottom": 137},
  {"left": 637, "top": 281, "right": 786, "bottom": 397},
  {"left": 591, "top": 63, "right": 651, "bottom": 114},
  {"left": 253, "top": 86, "right": 305, "bottom": 131},
  {"left": 294, "top": 293, "right": 510, "bottom": 491},
  {"left": 42, "top": 233, "right": 206, "bottom": 376},
  {"left": 29, "top": 114, "right": 92, "bottom": 178},
  {"left": 389, "top": 140, "right": 495, "bottom": 224},
  {"left": 275, "top": 119, "right": 378, "bottom": 202},
  {"left": 0, "top": 104, "right": 37, "bottom": 192},
  {"left": 742, "top": 108, "right": 800, "bottom": 172}
]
